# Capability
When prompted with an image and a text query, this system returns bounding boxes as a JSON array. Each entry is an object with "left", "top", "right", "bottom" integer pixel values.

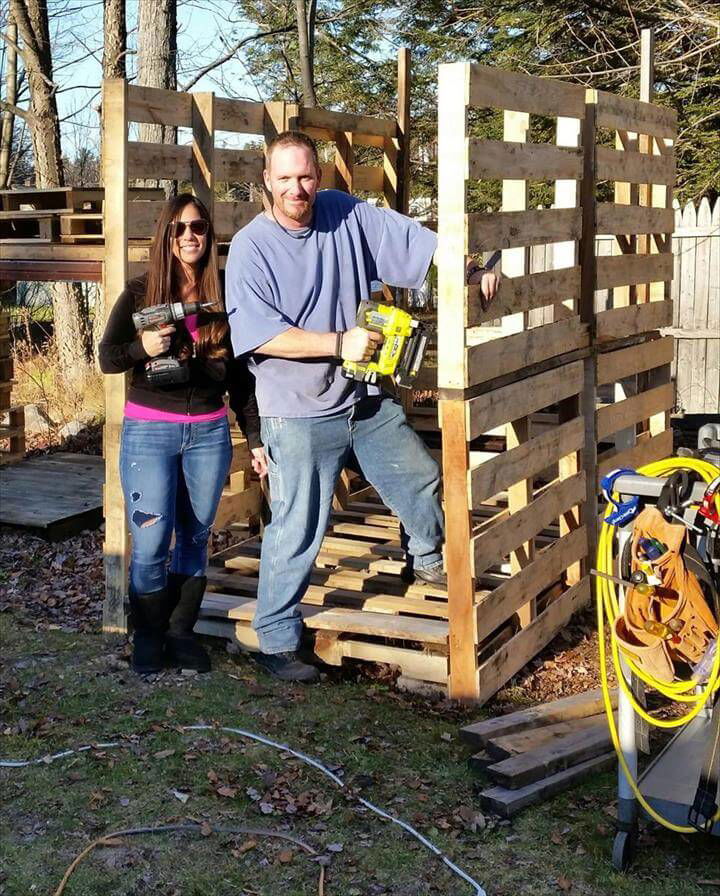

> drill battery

[{"left": 341, "top": 300, "right": 428, "bottom": 389}]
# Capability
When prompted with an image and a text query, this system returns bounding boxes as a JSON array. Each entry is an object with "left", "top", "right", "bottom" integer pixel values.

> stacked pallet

[
  {"left": 461, "top": 689, "right": 618, "bottom": 817},
  {"left": 0, "top": 312, "right": 24, "bottom": 466},
  {"left": 213, "top": 429, "right": 263, "bottom": 530}
]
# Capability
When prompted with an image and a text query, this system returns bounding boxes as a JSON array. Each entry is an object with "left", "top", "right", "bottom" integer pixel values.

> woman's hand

[
  {"left": 141, "top": 324, "right": 175, "bottom": 357},
  {"left": 250, "top": 446, "right": 269, "bottom": 479}
]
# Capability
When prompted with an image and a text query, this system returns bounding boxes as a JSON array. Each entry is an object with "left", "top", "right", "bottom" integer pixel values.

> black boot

[
  {"left": 254, "top": 651, "right": 320, "bottom": 683},
  {"left": 165, "top": 574, "right": 211, "bottom": 673},
  {"left": 129, "top": 588, "right": 172, "bottom": 674}
]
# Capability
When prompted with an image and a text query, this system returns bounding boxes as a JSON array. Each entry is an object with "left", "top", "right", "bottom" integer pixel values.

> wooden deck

[{"left": 0, "top": 452, "right": 104, "bottom": 540}]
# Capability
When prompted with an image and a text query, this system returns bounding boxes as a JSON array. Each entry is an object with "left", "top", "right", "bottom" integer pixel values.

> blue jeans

[
  {"left": 255, "top": 395, "right": 444, "bottom": 653},
  {"left": 119, "top": 418, "right": 233, "bottom": 594}
]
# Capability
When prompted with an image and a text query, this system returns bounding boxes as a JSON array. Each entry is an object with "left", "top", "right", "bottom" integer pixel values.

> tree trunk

[
  {"left": 0, "top": 19, "right": 18, "bottom": 189},
  {"left": 295, "top": 0, "right": 317, "bottom": 107},
  {"left": 10, "top": 0, "right": 91, "bottom": 379},
  {"left": 137, "top": 0, "right": 177, "bottom": 196}
]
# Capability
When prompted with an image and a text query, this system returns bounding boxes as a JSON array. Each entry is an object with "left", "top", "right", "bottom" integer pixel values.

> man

[{"left": 226, "top": 131, "right": 499, "bottom": 682}]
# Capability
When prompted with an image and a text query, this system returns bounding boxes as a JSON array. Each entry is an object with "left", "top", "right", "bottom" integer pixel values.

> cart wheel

[{"left": 612, "top": 829, "right": 637, "bottom": 872}]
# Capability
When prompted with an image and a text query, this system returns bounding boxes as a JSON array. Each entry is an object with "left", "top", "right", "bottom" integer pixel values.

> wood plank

[
  {"left": 595, "top": 146, "right": 675, "bottom": 186},
  {"left": 213, "top": 149, "right": 264, "bottom": 184},
  {"left": 441, "top": 399, "right": 479, "bottom": 700},
  {"left": 486, "top": 722, "right": 611, "bottom": 788},
  {"left": 486, "top": 714, "right": 606, "bottom": 760},
  {"left": 595, "top": 253, "right": 673, "bottom": 290},
  {"left": 475, "top": 526, "right": 587, "bottom": 640},
  {"left": 467, "top": 361, "right": 584, "bottom": 440},
  {"left": 475, "top": 578, "right": 591, "bottom": 705},
  {"left": 479, "top": 752, "right": 615, "bottom": 817},
  {"left": 201, "top": 592, "right": 449, "bottom": 643},
  {"left": 472, "top": 473, "right": 586, "bottom": 576},
  {"left": 299, "top": 106, "right": 395, "bottom": 138},
  {"left": 470, "top": 417, "right": 584, "bottom": 505},
  {"left": 191, "top": 92, "right": 214, "bottom": 212},
  {"left": 466, "top": 317, "right": 589, "bottom": 386},
  {"left": 213, "top": 97, "right": 266, "bottom": 135},
  {"left": 467, "top": 266, "right": 581, "bottom": 327},
  {"left": 467, "top": 64, "right": 586, "bottom": 118},
  {"left": 461, "top": 687, "right": 617, "bottom": 746},
  {"left": 597, "top": 429, "right": 674, "bottom": 481},
  {"left": 214, "top": 483, "right": 262, "bottom": 529},
  {"left": 595, "top": 203, "right": 674, "bottom": 235},
  {"left": 352, "top": 165, "right": 384, "bottom": 193},
  {"left": 336, "top": 640, "right": 447, "bottom": 684},
  {"left": 214, "top": 201, "right": 261, "bottom": 240},
  {"left": 127, "top": 84, "right": 193, "bottom": 127},
  {"left": 595, "top": 90, "right": 677, "bottom": 140},
  {"left": 596, "top": 382, "right": 674, "bottom": 440},
  {"left": 596, "top": 301, "right": 673, "bottom": 342},
  {"left": 468, "top": 208, "right": 582, "bottom": 254},
  {"left": 127, "top": 142, "right": 192, "bottom": 181},
  {"left": 596, "top": 336, "right": 674, "bottom": 384},
  {"left": 468, "top": 140, "right": 582, "bottom": 180}
]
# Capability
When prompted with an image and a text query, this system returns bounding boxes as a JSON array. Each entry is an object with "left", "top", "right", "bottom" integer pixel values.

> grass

[{"left": 0, "top": 613, "right": 718, "bottom": 896}]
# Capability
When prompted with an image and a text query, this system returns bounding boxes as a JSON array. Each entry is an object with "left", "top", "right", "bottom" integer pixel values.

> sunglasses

[{"left": 169, "top": 218, "right": 209, "bottom": 238}]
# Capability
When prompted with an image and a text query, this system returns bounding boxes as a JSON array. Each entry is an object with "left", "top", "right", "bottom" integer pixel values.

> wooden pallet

[
  {"left": 462, "top": 689, "right": 619, "bottom": 817},
  {"left": 201, "top": 495, "right": 451, "bottom": 687},
  {"left": 0, "top": 406, "right": 25, "bottom": 466},
  {"left": 213, "top": 431, "right": 263, "bottom": 530}
]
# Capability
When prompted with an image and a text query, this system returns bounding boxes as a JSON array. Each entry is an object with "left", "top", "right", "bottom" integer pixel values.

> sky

[{"left": 2, "top": 0, "right": 274, "bottom": 161}]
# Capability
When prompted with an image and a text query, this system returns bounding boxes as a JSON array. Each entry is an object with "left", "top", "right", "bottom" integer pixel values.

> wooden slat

[
  {"left": 595, "top": 90, "right": 677, "bottom": 140},
  {"left": 127, "top": 84, "right": 193, "bottom": 127},
  {"left": 461, "top": 687, "right": 617, "bottom": 746},
  {"left": 352, "top": 165, "right": 384, "bottom": 193},
  {"left": 213, "top": 97, "right": 266, "bottom": 135},
  {"left": 597, "top": 429, "right": 674, "bottom": 481},
  {"left": 596, "top": 336, "right": 674, "bottom": 384},
  {"left": 472, "top": 472, "right": 586, "bottom": 576},
  {"left": 595, "top": 253, "right": 673, "bottom": 290},
  {"left": 595, "top": 300, "right": 673, "bottom": 341},
  {"left": 475, "top": 578, "right": 591, "bottom": 705},
  {"left": 596, "top": 382, "right": 674, "bottom": 440},
  {"left": 467, "top": 64, "right": 586, "bottom": 118},
  {"left": 126, "top": 201, "right": 164, "bottom": 238},
  {"left": 214, "top": 201, "right": 262, "bottom": 240},
  {"left": 469, "top": 417, "right": 585, "bottom": 505},
  {"left": 467, "top": 266, "right": 581, "bottom": 326},
  {"left": 466, "top": 361, "right": 584, "bottom": 441},
  {"left": 595, "top": 146, "right": 675, "bottom": 186},
  {"left": 596, "top": 203, "right": 674, "bottom": 235},
  {"left": 466, "top": 317, "right": 589, "bottom": 386},
  {"left": 214, "top": 149, "right": 264, "bottom": 183},
  {"left": 468, "top": 140, "right": 582, "bottom": 181},
  {"left": 468, "top": 208, "right": 582, "bottom": 254},
  {"left": 475, "top": 526, "right": 587, "bottom": 640},
  {"left": 127, "top": 142, "right": 192, "bottom": 181},
  {"left": 485, "top": 714, "right": 606, "bottom": 760},
  {"left": 300, "top": 106, "right": 395, "bottom": 138}
]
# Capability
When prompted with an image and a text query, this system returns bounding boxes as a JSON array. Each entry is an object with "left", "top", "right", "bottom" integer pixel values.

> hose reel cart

[{"left": 595, "top": 458, "right": 720, "bottom": 870}]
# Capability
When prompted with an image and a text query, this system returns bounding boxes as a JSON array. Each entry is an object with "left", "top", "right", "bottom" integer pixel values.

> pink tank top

[{"left": 124, "top": 314, "right": 228, "bottom": 423}]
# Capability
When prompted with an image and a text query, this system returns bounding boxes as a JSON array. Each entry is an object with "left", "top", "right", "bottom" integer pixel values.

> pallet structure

[
  {"left": 0, "top": 311, "right": 25, "bottom": 465},
  {"left": 432, "top": 57, "right": 677, "bottom": 701}
]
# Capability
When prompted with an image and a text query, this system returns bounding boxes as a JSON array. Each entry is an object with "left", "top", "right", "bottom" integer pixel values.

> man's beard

[{"left": 280, "top": 197, "right": 311, "bottom": 222}]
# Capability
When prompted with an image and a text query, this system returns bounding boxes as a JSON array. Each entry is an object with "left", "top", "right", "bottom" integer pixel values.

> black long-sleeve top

[{"left": 99, "top": 275, "right": 262, "bottom": 449}]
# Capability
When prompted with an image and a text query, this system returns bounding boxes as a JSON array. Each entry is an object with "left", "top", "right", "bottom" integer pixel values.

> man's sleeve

[
  {"left": 354, "top": 202, "right": 437, "bottom": 289},
  {"left": 225, "top": 234, "right": 293, "bottom": 357}
]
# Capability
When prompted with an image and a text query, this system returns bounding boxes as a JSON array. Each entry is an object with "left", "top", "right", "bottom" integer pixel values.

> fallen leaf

[
  {"left": 216, "top": 785, "right": 237, "bottom": 798},
  {"left": 154, "top": 749, "right": 175, "bottom": 760},
  {"left": 170, "top": 789, "right": 189, "bottom": 804},
  {"left": 232, "top": 839, "right": 257, "bottom": 857},
  {"left": 259, "top": 802, "right": 274, "bottom": 814},
  {"left": 557, "top": 876, "right": 573, "bottom": 892},
  {"left": 278, "top": 849, "right": 293, "bottom": 863},
  {"left": 200, "top": 821, "right": 212, "bottom": 837},
  {"left": 327, "top": 843, "right": 343, "bottom": 853},
  {"left": 551, "top": 831, "right": 564, "bottom": 845}
]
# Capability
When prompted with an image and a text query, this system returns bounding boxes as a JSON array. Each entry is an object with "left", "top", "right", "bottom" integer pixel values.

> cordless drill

[{"left": 132, "top": 301, "right": 213, "bottom": 386}]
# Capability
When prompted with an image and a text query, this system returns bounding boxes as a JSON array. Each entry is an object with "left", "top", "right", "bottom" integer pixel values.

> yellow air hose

[{"left": 597, "top": 456, "right": 720, "bottom": 833}]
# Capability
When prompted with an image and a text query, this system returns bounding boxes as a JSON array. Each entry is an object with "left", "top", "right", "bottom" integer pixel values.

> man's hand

[
  {"left": 250, "top": 446, "right": 269, "bottom": 479},
  {"left": 141, "top": 324, "right": 175, "bottom": 357},
  {"left": 340, "top": 326, "right": 384, "bottom": 363},
  {"left": 466, "top": 259, "right": 501, "bottom": 308}
]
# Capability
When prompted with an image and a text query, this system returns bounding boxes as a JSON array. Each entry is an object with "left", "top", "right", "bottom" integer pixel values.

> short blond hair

[{"left": 265, "top": 130, "right": 320, "bottom": 171}]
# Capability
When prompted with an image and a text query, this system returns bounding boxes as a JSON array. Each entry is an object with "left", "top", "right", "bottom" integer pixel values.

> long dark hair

[{"left": 144, "top": 194, "right": 228, "bottom": 360}]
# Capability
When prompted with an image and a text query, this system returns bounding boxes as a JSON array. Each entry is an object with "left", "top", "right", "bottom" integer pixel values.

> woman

[{"left": 99, "top": 194, "right": 266, "bottom": 675}]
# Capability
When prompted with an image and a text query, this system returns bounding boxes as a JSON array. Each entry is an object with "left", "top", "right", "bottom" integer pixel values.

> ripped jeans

[{"left": 119, "top": 418, "right": 232, "bottom": 594}]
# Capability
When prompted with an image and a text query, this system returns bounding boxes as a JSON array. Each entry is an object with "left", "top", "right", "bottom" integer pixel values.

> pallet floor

[{"left": 200, "top": 490, "right": 579, "bottom": 692}]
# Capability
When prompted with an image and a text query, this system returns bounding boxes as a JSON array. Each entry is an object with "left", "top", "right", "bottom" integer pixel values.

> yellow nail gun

[{"left": 341, "top": 300, "right": 429, "bottom": 389}]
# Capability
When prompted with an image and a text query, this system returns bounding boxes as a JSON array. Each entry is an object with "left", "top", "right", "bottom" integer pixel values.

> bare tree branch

[{"left": 0, "top": 98, "right": 35, "bottom": 124}]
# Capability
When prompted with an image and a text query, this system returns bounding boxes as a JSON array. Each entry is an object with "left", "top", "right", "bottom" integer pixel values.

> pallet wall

[
  {"left": 436, "top": 63, "right": 677, "bottom": 702},
  {"left": 0, "top": 312, "right": 25, "bottom": 465}
]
